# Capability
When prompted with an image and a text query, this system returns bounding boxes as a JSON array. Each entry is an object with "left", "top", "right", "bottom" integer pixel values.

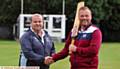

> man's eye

[
  {"left": 86, "top": 15, "right": 89, "bottom": 17},
  {"left": 34, "top": 21, "right": 37, "bottom": 23},
  {"left": 80, "top": 15, "right": 84, "bottom": 17},
  {"left": 39, "top": 21, "right": 41, "bottom": 23}
]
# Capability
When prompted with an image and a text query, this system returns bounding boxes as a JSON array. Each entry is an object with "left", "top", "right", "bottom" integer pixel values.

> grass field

[{"left": 0, "top": 40, "right": 120, "bottom": 69}]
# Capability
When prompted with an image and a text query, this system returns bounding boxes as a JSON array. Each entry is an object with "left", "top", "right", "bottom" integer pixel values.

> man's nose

[{"left": 36, "top": 22, "right": 40, "bottom": 25}]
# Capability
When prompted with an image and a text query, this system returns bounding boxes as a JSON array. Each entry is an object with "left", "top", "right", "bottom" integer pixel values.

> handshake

[
  {"left": 44, "top": 56, "right": 54, "bottom": 65},
  {"left": 43, "top": 44, "right": 77, "bottom": 65}
]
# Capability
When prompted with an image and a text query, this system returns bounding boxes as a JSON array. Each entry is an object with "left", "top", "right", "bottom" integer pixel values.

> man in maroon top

[{"left": 45, "top": 6, "right": 102, "bottom": 69}]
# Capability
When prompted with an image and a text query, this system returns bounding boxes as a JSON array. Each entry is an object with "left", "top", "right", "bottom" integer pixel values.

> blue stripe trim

[{"left": 76, "top": 33, "right": 92, "bottom": 40}]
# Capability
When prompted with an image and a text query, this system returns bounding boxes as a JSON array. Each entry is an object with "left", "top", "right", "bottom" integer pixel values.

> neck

[
  {"left": 31, "top": 28, "right": 43, "bottom": 36},
  {"left": 38, "top": 30, "right": 43, "bottom": 37},
  {"left": 80, "top": 24, "right": 92, "bottom": 31},
  {"left": 81, "top": 26, "right": 86, "bottom": 31}
]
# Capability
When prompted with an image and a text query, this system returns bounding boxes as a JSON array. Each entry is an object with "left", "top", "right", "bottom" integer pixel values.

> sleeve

[
  {"left": 76, "top": 29, "right": 102, "bottom": 57},
  {"left": 50, "top": 42, "right": 56, "bottom": 56},
  {"left": 20, "top": 35, "right": 45, "bottom": 63},
  {"left": 52, "top": 32, "right": 72, "bottom": 61},
  {"left": 46, "top": 31, "right": 56, "bottom": 56}
]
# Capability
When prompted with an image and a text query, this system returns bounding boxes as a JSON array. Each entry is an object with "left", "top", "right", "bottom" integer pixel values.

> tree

[
  {"left": 1, "top": 0, "right": 120, "bottom": 41},
  {"left": 85, "top": 0, "right": 120, "bottom": 41},
  {"left": 0, "top": 0, "right": 21, "bottom": 26}
]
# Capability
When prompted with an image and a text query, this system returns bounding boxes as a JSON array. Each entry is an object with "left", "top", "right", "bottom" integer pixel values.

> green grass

[
  {"left": 50, "top": 42, "right": 70, "bottom": 69},
  {"left": 99, "top": 43, "right": 120, "bottom": 69},
  {"left": 0, "top": 40, "right": 20, "bottom": 66},
  {"left": 0, "top": 40, "right": 120, "bottom": 69}
]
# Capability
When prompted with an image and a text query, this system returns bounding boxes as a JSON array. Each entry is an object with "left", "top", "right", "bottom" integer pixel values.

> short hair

[
  {"left": 32, "top": 14, "right": 43, "bottom": 18},
  {"left": 30, "top": 13, "right": 43, "bottom": 22},
  {"left": 79, "top": 6, "right": 92, "bottom": 14}
]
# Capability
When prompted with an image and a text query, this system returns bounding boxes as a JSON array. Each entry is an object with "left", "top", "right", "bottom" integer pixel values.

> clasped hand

[
  {"left": 44, "top": 56, "right": 54, "bottom": 65},
  {"left": 69, "top": 44, "right": 77, "bottom": 53}
]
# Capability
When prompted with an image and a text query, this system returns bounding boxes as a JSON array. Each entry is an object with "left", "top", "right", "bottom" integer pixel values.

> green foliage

[
  {"left": 102, "top": 0, "right": 120, "bottom": 41},
  {"left": 0, "top": 0, "right": 120, "bottom": 41},
  {"left": 85, "top": 0, "right": 120, "bottom": 41},
  {"left": 85, "top": 0, "right": 104, "bottom": 23},
  {"left": 23, "top": 0, "right": 63, "bottom": 14},
  {"left": 0, "top": 0, "right": 20, "bottom": 25}
]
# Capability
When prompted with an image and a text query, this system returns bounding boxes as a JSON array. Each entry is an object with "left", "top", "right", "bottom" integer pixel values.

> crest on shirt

[
  {"left": 82, "top": 34, "right": 87, "bottom": 38},
  {"left": 33, "top": 37, "right": 39, "bottom": 42}
]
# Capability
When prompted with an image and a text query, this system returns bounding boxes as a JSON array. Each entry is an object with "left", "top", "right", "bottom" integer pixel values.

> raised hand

[{"left": 44, "top": 56, "right": 54, "bottom": 65}]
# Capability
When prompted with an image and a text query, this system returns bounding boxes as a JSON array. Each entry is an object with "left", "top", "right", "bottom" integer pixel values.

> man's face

[
  {"left": 31, "top": 15, "right": 43, "bottom": 32},
  {"left": 79, "top": 9, "right": 92, "bottom": 27}
]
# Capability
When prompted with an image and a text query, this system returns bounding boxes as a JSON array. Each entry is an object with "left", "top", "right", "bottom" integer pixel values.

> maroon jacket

[{"left": 52, "top": 25, "right": 102, "bottom": 69}]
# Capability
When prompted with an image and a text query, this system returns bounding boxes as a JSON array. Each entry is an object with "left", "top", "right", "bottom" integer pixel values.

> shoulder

[
  {"left": 86, "top": 25, "right": 100, "bottom": 33},
  {"left": 91, "top": 25, "right": 101, "bottom": 33},
  {"left": 91, "top": 25, "right": 102, "bottom": 37},
  {"left": 20, "top": 29, "right": 33, "bottom": 39},
  {"left": 44, "top": 30, "right": 48, "bottom": 34},
  {"left": 44, "top": 30, "right": 51, "bottom": 37}
]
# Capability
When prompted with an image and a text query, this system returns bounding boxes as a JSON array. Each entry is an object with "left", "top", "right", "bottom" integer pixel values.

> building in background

[{"left": 13, "top": 14, "right": 66, "bottom": 42}]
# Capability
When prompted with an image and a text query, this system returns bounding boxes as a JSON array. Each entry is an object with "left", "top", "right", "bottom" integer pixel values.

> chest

[
  {"left": 74, "top": 33, "right": 92, "bottom": 47},
  {"left": 31, "top": 36, "right": 53, "bottom": 50}
]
